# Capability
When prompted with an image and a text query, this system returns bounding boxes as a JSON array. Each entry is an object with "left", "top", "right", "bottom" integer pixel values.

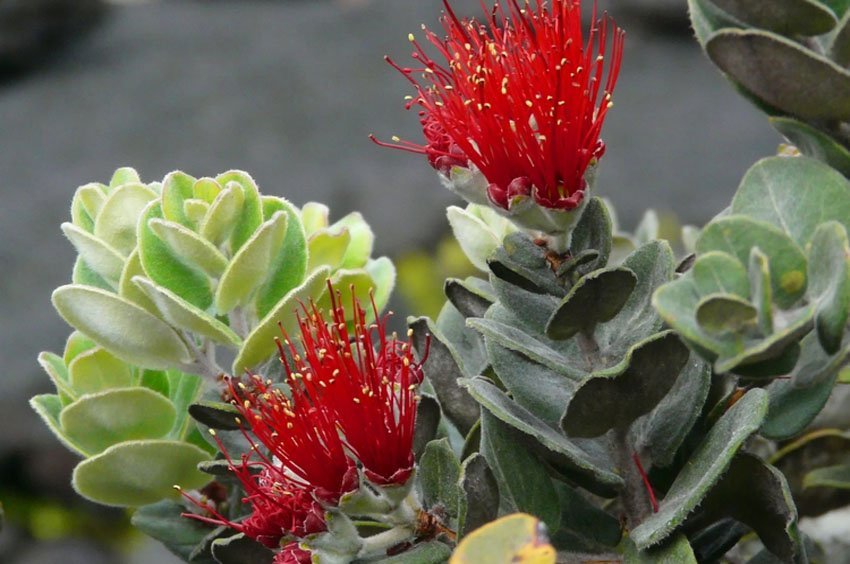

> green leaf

[
  {"left": 67, "top": 346, "right": 134, "bottom": 394},
  {"left": 52, "top": 285, "right": 192, "bottom": 370},
  {"left": 133, "top": 277, "right": 242, "bottom": 347},
  {"left": 184, "top": 199, "right": 210, "bottom": 228},
  {"left": 255, "top": 196, "right": 309, "bottom": 319},
  {"left": 109, "top": 167, "right": 142, "bottom": 189},
  {"left": 72, "top": 440, "right": 211, "bottom": 507},
  {"left": 769, "top": 117, "right": 850, "bottom": 177},
  {"left": 370, "top": 542, "right": 452, "bottom": 563},
  {"left": 131, "top": 500, "right": 219, "bottom": 563},
  {"left": 553, "top": 482, "right": 622, "bottom": 549},
  {"left": 696, "top": 294, "right": 758, "bottom": 335},
  {"left": 699, "top": 454, "right": 805, "bottom": 564},
  {"left": 139, "top": 201, "right": 213, "bottom": 309},
  {"left": 300, "top": 202, "right": 329, "bottom": 235},
  {"left": 435, "top": 301, "right": 489, "bottom": 380},
  {"left": 804, "top": 464, "right": 850, "bottom": 489},
  {"left": 307, "top": 229, "right": 351, "bottom": 271},
  {"left": 480, "top": 412, "right": 560, "bottom": 532},
  {"left": 569, "top": 197, "right": 613, "bottom": 272},
  {"left": 545, "top": 267, "right": 637, "bottom": 340},
  {"left": 188, "top": 401, "right": 242, "bottom": 431},
  {"left": 409, "top": 316, "right": 481, "bottom": 435},
  {"left": 210, "top": 533, "right": 274, "bottom": 564},
  {"left": 30, "top": 394, "right": 87, "bottom": 456},
  {"left": 414, "top": 395, "right": 442, "bottom": 461},
  {"left": 160, "top": 171, "right": 196, "bottom": 225},
  {"left": 63, "top": 331, "right": 97, "bottom": 365},
  {"left": 749, "top": 248, "right": 774, "bottom": 335},
  {"left": 61, "top": 223, "right": 125, "bottom": 284},
  {"left": 332, "top": 212, "right": 375, "bottom": 269},
  {"left": 688, "top": 0, "right": 744, "bottom": 47},
  {"left": 446, "top": 278, "right": 495, "bottom": 320},
  {"left": 732, "top": 156, "right": 850, "bottom": 249},
  {"left": 419, "top": 439, "right": 462, "bottom": 520},
  {"left": 488, "top": 232, "right": 564, "bottom": 297},
  {"left": 74, "top": 183, "right": 107, "bottom": 227},
  {"left": 200, "top": 182, "right": 245, "bottom": 247},
  {"left": 708, "top": 0, "right": 836, "bottom": 36},
  {"left": 706, "top": 29, "right": 850, "bottom": 120},
  {"left": 60, "top": 388, "right": 176, "bottom": 455},
  {"left": 448, "top": 205, "right": 502, "bottom": 271},
  {"left": 630, "top": 388, "right": 769, "bottom": 549},
  {"left": 807, "top": 221, "right": 850, "bottom": 354},
  {"left": 489, "top": 275, "right": 560, "bottom": 334},
  {"left": 148, "top": 219, "right": 229, "bottom": 279},
  {"left": 217, "top": 171, "right": 263, "bottom": 253},
  {"left": 215, "top": 211, "right": 288, "bottom": 314},
  {"left": 561, "top": 332, "right": 690, "bottom": 438},
  {"left": 166, "top": 371, "right": 205, "bottom": 439},
  {"left": 830, "top": 10, "right": 850, "bottom": 66},
  {"left": 365, "top": 257, "right": 396, "bottom": 314},
  {"left": 624, "top": 534, "right": 697, "bottom": 564},
  {"left": 450, "top": 513, "right": 556, "bottom": 564},
  {"left": 697, "top": 217, "right": 806, "bottom": 308},
  {"left": 37, "top": 351, "right": 76, "bottom": 402},
  {"left": 458, "top": 454, "right": 499, "bottom": 537},
  {"left": 635, "top": 355, "right": 712, "bottom": 468},
  {"left": 118, "top": 249, "right": 159, "bottom": 313},
  {"left": 72, "top": 256, "right": 113, "bottom": 290},
  {"left": 232, "top": 267, "right": 330, "bottom": 373},
  {"left": 93, "top": 182, "right": 158, "bottom": 255},
  {"left": 464, "top": 377, "right": 622, "bottom": 493}
]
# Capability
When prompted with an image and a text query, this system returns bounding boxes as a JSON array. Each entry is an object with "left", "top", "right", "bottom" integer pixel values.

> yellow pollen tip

[
  {"left": 392, "top": 135, "right": 401, "bottom": 142},
  {"left": 408, "top": 33, "right": 415, "bottom": 42},
  {"left": 209, "top": 429, "right": 217, "bottom": 436}
]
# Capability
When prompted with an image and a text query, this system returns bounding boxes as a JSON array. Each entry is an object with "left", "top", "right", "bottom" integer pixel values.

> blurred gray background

[{"left": 0, "top": 0, "right": 778, "bottom": 561}]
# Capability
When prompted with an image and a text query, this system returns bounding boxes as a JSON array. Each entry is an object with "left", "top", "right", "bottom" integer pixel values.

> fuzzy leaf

[
  {"left": 62, "top": 222, "right": 125, "bottom": 284},
  {"left": 445, "top": 277, "right": 495, "bottom": 319},
  {"left": 419, "top": 438, "right": 462, "bottom": 520},
  {"left": 300, "top": 202, "right": 329, "bottom": 235},
  {"left": 688, "top": 0, "right": 744, "bottom": 47},
  {"left": 333, "top": 212, "right": 374, "bottom": 269},
  {"left": 448, "top": 205, "right": 502, "bottom": 272},
  {"left": 635, "top": 355, "right": 712, "bottom": 468},
  {"left": 93, "top": 182, "right": 158, "bottom": 255},
  {"left": 52, "top": 285, "right": 192, "bottom": 370},
  {"left": 770, "top": 117, "right": 850, "bottom": 177},
  {"left": 630, "top": 389, "right": 769, "bottom": 549},
  {"left": 255, "top": 196, "right": 309, "bottom": 319},
  {"left": 60, "top": 388, "right": 176, "bottom": 455},
  {"left": 697, "top": 216, "right": 806, "bottom": 308},
  {"left": 30, "top": 394, "right": 87, "bottom": 456},
  {"left": 37, "top": 351, "right": 76, "bottom": 402},
  {"left": 160, "top": 171, "right": 196, "bottom": 225},
  {"left": 414, "top": 395, "right": 442, "bottom": 461},
  {"left": 624, "top": 534, "right": 697, "bottom": 564},
  {"left": 210, "top": 533, "right": 274, "bottom": 564},
  {"left": 148, "top": 219, "right": 229, "bottom": 279},
  {"left": 410, "top": 316, "right": 481, "bottom": 435},
  {"left": 488, "top": 275, "right": 560, "bottom": 335},
  {"left": 707, "top": 29, "right": 850, "bottom": 120},
  {"left": 188, "top": 401, "right": 243, "bottom": 432},
  {"left": 546, "top": 267, "right": 637, "bottom": 340},
  {"left": 479, "top": 412, "right": 561, "bottom": 532},
  {"left": 72, "top": 440, "right": 211, "bottom": 507},
  {"left": 464, "top": 377, "right": 622, "bottom": 493},
  {"left": 749, "top": 248, "right": 774, "bottom": 335},
  {"left": 373, "top": 542, "right": 452, "bottom": 563},
  {"left": 307, "top": 229, "right": 351, "bottom": 271},
  {"left": 118, "top": 249, "right": 159, "bottom": 313},
  {"left": 365, "top": 257, "right": 396, "bottom": 314},
  {"left": 488, "top": 233, "right": 564, "bottom": 297},
  {"left": 67, "top": 346, "right": 134, "bottom": 394},
  {"left": 553, "top": 482, "right": 622, "bottom": 549},
  {"left": 200, "top": 182, "right": 245, "bottom": 247},
  {"left": 218, "top": 171, "right": 263, "bottom": 253},
  {"left": 709, "top": 0, "right": 836, "bottom": 35},
  {"left": 139, "top": 201, "right": 212, "bottom": 309},
  {"left": 699, "top": 454, "right": 805, "bottom": 563},
  {"left": 807, "top": 221, "right": 850, "bottom": 354},
  {"left": 562, "top": 332, "right": 690, "bottom": 438},
  {"left": 570, "top": 198, "right": 613, "bottom": 270},
  {"left": 696, "top": 294, "right": 758, "bottom": 335},
  {"left": 458, "top": 454, "right": 499, "bottom": 537},
  {"left": 450, "top": 513, "right": 556, "bottom": 564},
  {"left": 215, "top": 211, "right": 288, "bottom": 314},
  {"left": 131, "top": 500, "right": 219, "bottom": 563},
  {"left": 232, "top": 267, "right": 330, "bottom": 373},
  {"left": 133, "top": 277, "right": 242, "bottom": 347},
  {"left": 804, "top": 464, "right": 850, "bottom": 489}
]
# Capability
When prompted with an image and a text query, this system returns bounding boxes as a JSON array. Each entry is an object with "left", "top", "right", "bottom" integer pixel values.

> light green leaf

[
  {"left": 52, "top": 285, "right": 192, "bottom": 370},
  {"left": 160, "top": 171, "right": 196, "bottom": 225},
  {"left": 199, "top": 182, "right": 245, "bottom": 247},
  {"left": 60, "top": 388, "right": 176, "bottom": 455},
  {"left": 37, "top": 351, "right": 76, "bottom": 402},
  {"left": 419, "top": 438, "right": 462, "bottom": 521},
  {"left": 366, "top": 257, "right": 396, "bottom": 314},
  {"left": 448, "top": 205, "right": 502, "bottom": 272},
  {"left": 109, "top": 167, "right": 142, "bottom": 189},
  {"left": 696, "top": 294, "right": 758, "bottom": 335},
  {"left": 215, "top": 211, "right": 288, "bottom": 314},
  {"left": 72, "top": 440, "right": 211, "bottom": 507},
  {"left": 232, "top": 267, "right": 330, "bottom": 373},
  {"left": 332, "top": 212, "right": 375, "bottom": 269},
  {"left": 255, "top": 197, "right": 308, "bottom": 319},
  {"left": 631, "top": 389, "right": 769, "bottom": 549},
  {"left": 300, "top": 202, "right": 329, "bottom": 235},
  {"left": 30, "top": 394, "right": 87, "bottom": 456},
  {"left": 307, "top": 229, "right": 351, "bottom": 271},
  {"left": 749, "top": 248, "right": 774, "bottom": 335},
  {"left": 138, "top": 201, "right": 213, "bottom": 309},
  {"left": 72, "top": 256, "right": 113, "bottom": 290},
  {"left": 68, "top": 346, "right": 134, "bottom": 394},
  {"left": 93, "top": 182, "right": 158, "bottom": 255},
  {"left": 118, "top": 248, "right": 159, "bottom": 313},
  {"left": 63, "top": 331, "right": 97, "bottom": 365},
  {"left": 133, "top": 277, "right": 242, "bottom": 347},
  {"left": 450, "top": 512, "right": 556, "bottom": 564},
  {"left": 217, "top": 171, "right": 263, "bottom": 253},
  {"left": 74, "top": 183, "right": 107, "bottom": 226},
  {"left": 62, "top": 223, "right": 125, "bottom": 284},
  {"left": 148, "top": 219, "right": 229, "bottom": 279}
]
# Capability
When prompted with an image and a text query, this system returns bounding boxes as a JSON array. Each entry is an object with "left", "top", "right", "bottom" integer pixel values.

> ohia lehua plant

[{"left": 32, "top": 167, "right": 394, "bottom": 507}]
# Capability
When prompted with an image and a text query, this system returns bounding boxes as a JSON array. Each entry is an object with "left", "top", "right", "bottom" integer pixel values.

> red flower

[
  {"left": 279, "top": 288, "right": 424, "bottom": 487},
  {"left": 275, "top": 543, "right": 313, "bottom": 564},
  {"left": 373, "top": 0, "right": 624, "bottom": 212}
]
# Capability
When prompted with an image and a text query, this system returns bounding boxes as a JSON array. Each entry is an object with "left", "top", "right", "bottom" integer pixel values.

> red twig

[{"left": 632, "top": 453, "right": 659, "bottom": 513}]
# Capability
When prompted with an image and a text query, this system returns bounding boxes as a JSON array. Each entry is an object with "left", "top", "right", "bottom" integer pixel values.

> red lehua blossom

[
  {"left": 372, "top": 0, "right": 624, "bottom": 211},
  {"left": 275, "top": 543, "right": 313, "bottom": 564},
  {"left": 279, "top": 286, "right": 425, "bottom": 487}
]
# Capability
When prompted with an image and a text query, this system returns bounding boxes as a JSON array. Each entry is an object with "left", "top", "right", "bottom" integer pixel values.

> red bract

[
  {"left": 275, "top": 543, "right": 313, "bottom": 564},
  {"left": 373, "top": 0, "right": 624, "bottom": 211},
  {"left": 280, "top": 288, "right": 424, "bottom": 487}
]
